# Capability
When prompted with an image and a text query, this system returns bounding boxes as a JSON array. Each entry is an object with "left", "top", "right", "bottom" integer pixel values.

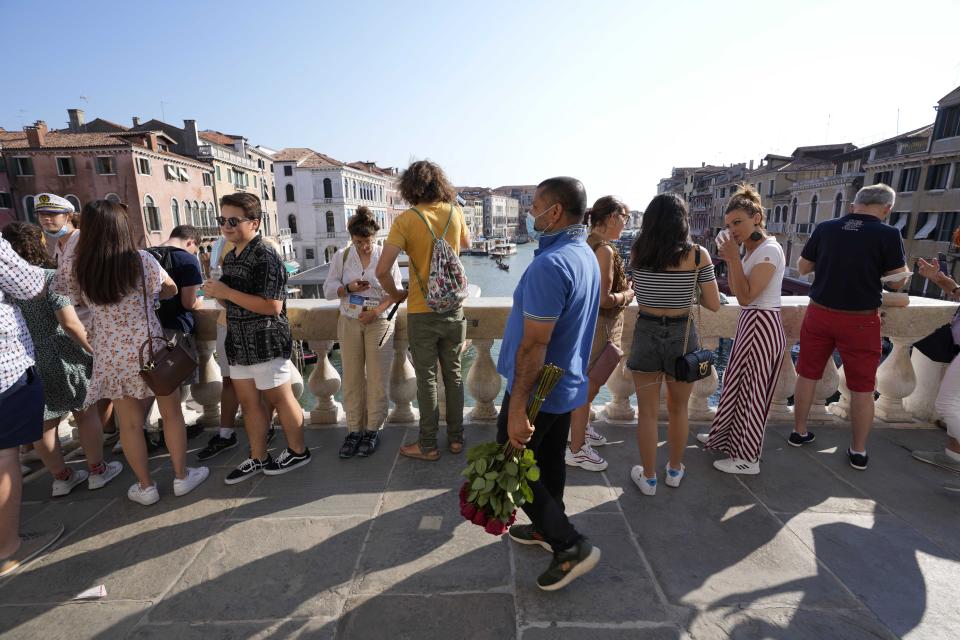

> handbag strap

[
  {"left": 681, "top": 247, "right": 702, "bottom": 355},
  {"left": 138, "top": 255, "right": 158, "bottom": 363}
]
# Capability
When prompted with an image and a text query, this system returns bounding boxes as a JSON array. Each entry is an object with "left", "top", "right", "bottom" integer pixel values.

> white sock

[
  {"left": 944, "top": 448, "right": 960, "bottom": 463},
  {"left": 850, "top": 448, "right": 866, "bottom": 456},
  {"left": 219, "top": 427, "right": 235, "bottom": 439}
]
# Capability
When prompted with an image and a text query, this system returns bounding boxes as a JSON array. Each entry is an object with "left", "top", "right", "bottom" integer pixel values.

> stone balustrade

[{"left": 190, "top": 295, "right": 958, "bottom": 427}]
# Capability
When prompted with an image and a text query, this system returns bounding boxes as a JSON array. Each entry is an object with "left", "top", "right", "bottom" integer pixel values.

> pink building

[
  {"left": 0, "top": 136, "right": 13, "bottom": 228},
  {"left": 1, "top": 121, "right": 216, "bottom": 246}
]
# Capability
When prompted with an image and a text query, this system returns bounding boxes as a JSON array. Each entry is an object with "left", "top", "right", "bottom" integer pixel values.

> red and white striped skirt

[{"left": 705, "top": 308, "right": 786, "bottom": 462}]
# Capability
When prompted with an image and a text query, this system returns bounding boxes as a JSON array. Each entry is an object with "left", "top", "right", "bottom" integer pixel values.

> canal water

[{"left": 299, "top": 242, "right": 730, "bottom": 413}]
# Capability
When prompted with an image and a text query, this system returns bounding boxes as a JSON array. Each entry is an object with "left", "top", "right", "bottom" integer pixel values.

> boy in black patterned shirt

[{"left": 203, "top": 193, "right": 310, "bottom": 483}]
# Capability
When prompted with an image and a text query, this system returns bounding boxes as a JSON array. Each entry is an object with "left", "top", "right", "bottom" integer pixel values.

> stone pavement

[{"left": 2, "top": 421, "right": 958, "bottom": 639}]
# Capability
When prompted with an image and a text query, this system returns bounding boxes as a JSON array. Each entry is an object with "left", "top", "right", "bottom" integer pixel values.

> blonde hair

[{"left": 726, "top": 184, "right": 765, "bottom": 227}]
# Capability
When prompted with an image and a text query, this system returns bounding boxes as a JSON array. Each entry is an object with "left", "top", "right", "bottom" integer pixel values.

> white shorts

[
  {"left": 229, "top": 358, "right": 292, "bottom": 391},
  {"left": 215, "top": 325, "right": 230, "bottom": 377}
]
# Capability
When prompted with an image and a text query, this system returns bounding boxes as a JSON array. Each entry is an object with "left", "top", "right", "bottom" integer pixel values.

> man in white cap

[{"left": 34, "top": 193, "right": 80, "bottom": 265}]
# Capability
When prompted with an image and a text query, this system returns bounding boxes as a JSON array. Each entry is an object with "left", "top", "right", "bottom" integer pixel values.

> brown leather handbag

[
  {"left": 587, "top": 317, "right": 623, "bottom": 386},
  {"left": 137, "top": 260, "right": 197, "bottom": 396}
]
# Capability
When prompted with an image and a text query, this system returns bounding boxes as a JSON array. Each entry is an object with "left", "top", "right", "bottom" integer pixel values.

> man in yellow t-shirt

[{"left": 376, "top": 161, "right": 470, "bottom": 460}]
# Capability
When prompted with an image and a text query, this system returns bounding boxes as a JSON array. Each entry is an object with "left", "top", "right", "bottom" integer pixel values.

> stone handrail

[{"left": 189, "top": 296, "right": 958, "bottom": 427}]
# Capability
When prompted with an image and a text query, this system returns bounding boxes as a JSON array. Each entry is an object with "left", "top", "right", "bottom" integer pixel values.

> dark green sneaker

[
  {"left": 508, "top": 524, "right": 550, "bottom": 551},
  {"left": 536, "top": 540, "right": 601, "bottom": 591}
]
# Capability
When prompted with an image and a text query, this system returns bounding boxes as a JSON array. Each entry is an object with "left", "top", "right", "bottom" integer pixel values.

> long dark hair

[
  {"left": 73, "top": 200, "right": 141, "bottom": 305},
  {"left": 2, "top": 222, "right": 56, "bottom": 268},
  {"left": 630, "top": 193, "right": 691, "bottom": 271}
]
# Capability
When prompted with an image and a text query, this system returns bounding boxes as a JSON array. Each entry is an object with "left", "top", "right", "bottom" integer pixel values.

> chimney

[
  {"left": 67, "top": 108, "right": 85, "bottom": 132},
  {"left": 132, "top": 116, "right": 141, "bottom": 127},
  {"left": 183, "top": 119, "right": 200, "bottom": 156},
  {"left": 146, "top": 132, "right": 158, "bottom": 151},
  {"left": 25, "top": 120, "right": 48, "bottom": 147},
  {"left": 749, "top": 159, "right": 754, "bottom": 170},
  {"left": 701, "top": 161, "right": 705, "bottom": 167}
]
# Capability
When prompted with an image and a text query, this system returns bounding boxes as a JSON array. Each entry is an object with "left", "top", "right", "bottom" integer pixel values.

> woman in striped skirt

[{"left": 697, "top": 185, "right": 786, "bottom": 474}]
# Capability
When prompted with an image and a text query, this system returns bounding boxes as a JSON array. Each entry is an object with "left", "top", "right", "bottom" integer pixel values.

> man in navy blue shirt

[
  {"left": 498, "top": 177, "right": 601, "bottom": 591},
  {"left": 792, "top": 184, "right": 909, "bottom": 471},
  {"left": 148, "top": 226, "right": 204, "bottom": 335}
]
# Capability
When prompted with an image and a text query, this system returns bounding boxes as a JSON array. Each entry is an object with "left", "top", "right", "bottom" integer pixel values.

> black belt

[{"left": 637, "top": 311, "right": 688, "bottom": 324}]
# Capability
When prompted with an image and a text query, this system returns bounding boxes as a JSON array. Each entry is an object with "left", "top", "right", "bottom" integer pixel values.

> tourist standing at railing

[
  {"left": 52, "top": 200, "right": 209, "bottom": 505},
  {"left": 203, "top": 193, "right": 311, "bottom": 483},
  {"left": 626, "top": 194, "right": 721, "bottom": 495},
  {"left": 792, "top": 184, "right": 909, "bottom": 471},
  {"left": 566, "top": 196, "right": 634, "bottom": 472},
  {"left": 324, "top": 207, "right": 402, "bottom": 459},
  {"left": 501, "top": 177, "right": 602, "bottom": 590},
  {"left": 0, "top": 235, "right": 64, "bottom": 577},
  {"left": 910, "top": 258, "right": 960, "bottom": 473},
  {"left": 376, "top": 160, "right": 470, "bottom": 460},
  {"left": 696, "top": 186, "right": 785, "bottom": 475},
  {"left": 2, "top": 223, "right": 123, "bottom": 497}
]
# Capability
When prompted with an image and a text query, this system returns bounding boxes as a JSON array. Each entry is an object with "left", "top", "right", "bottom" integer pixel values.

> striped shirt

[{"left": 629, "top": 265, "right": 716, "bottom": 309}]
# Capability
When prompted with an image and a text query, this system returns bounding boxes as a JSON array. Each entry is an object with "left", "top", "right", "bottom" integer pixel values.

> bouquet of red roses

[{"left": 458, "top": 364, "right": 564, "bottom": 535}]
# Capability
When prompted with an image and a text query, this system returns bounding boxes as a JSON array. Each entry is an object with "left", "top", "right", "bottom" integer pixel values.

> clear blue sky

[{"left": 4, "top": 0, "right": 960, "bottom": 208}]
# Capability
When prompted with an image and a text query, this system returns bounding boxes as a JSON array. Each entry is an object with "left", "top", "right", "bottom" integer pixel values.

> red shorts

[{"left": 796, "top": 305, "right": 882, "bottom": 393}]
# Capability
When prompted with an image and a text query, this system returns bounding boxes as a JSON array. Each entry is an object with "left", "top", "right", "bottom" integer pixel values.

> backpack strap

[
  {"left": 341, "top": 244, "right": 352, "bottom": 268},
  {"left": 410, "top": 207, "right": 438, "bottom": 240}
]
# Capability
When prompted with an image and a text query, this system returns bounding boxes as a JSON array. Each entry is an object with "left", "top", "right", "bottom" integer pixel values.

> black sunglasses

[{"left": 216, "top": 216, "right": 255, "bottom": 228}]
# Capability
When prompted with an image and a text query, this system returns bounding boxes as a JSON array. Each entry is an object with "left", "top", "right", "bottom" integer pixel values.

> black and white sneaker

[
  {"left": 788, "top": 431, "right": 816, "bottom": 447},
  {"left": 357, "top": 430, "right": 380, "bottom": 457},
  {"left": 197, "top": 434, "right": 238, "bottom": 461},
  {"left": 263, "top": 448, "right": 311, "bottom": 476},
  {"left": 225, "top": 454, "right": 272, "bottom": 485},
  {"left": 847, "top": 448, "right": 869, "bottom": 471}
]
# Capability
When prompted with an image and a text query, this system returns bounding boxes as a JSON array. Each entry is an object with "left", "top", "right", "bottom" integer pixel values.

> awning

[
  {"left": 284, "top": 260, "right": 300, "bottom": 274},
  {"left": 178, "top": 167, "right": 190, "bottom": 181},
  {"left": 164, "top": 165, "right": 178, "bottom": 180},
  {"left": 892, "top": 216, "right": 908, "bottom": 231},
  {"left": 914, "top": 213, "right": 939, "bottom": 240}
]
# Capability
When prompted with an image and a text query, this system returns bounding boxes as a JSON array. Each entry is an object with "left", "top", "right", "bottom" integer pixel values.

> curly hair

[
  {"left": 2, "top": 222, "right": 56, "bottom": 268},
  {"left": 347, "top": 206, "right": 380, "bottom": 238},
  {"left": 725, "top": 183, "right": 765, "bottom": 227},
  {"left": 399, "top": 160, "right": 456, "bottom": 205}
]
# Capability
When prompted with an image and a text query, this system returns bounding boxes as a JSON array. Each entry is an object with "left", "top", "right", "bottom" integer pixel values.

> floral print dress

[{"left": 52, "top": 251, "right": 167, "bottom": 404}]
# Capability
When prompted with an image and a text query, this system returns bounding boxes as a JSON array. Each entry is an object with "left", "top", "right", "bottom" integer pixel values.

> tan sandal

[
  {"left": 448, "top": 441, "right": 464, "bottom": 454},
  {"left": 399, "top": 442, "right": 440, "bottom": 461}
]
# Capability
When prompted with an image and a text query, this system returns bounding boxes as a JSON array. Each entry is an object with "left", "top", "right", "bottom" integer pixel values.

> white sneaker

[
  {"left": 630, "top": 465, "right": 657, "bottom": 496},
  {"left": 127, "top": 482, "right": 160, "bottom": 506},
  {"left": 51, "top": 469, "right": 89, "bottom": 497},
  {"left": 664, "top": 463, "right": 685, "bottom": 488},
  {"left": 87, "top": 460, "right": 123, "bottom": 490},
  {"left": 565, "top": 444, "right": 608, "bottom": 471},
  {"left": 173, "top": 466, "right": 210, "bottom": 497},
  {"left": 696, "top": 433, "right": 710, "bottom": 445},
  {"left": 713, "top": 457, "right": 760, "bottom": 475},
  {"left": 585, "top": 425, "right": 608, "bottom": 447}
]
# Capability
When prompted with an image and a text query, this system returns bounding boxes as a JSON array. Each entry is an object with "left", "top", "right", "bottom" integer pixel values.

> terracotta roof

[
  {"left": 1, "top": 131, "right": 129, "bottom": 149},
  {"left": 347, "top": 161, "right": 394, "bottom": 176},
  {"left": 273, "top": 147, "right": 344, "bottom": 168},
  {"left": 199, "top": 129, "right": 240, "bottom": 146},
  {"left": 272, "top": 147, "right": 314, "bottom": 162}
]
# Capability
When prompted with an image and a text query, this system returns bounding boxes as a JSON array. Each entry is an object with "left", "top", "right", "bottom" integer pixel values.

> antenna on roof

[
  {"left": 160, "top": 99, "right": 169, "bottom": 122},
  {"left": 79, "top": 95, "right": 89, "bottom": 103},
  {"left": 896, "top": 108, "right": 900, "bottom": 135}
]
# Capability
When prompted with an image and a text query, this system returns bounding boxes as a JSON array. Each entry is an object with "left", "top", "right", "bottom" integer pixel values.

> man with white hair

[{"left": 791, "top": 183, "right": 909, "bottom": 470}]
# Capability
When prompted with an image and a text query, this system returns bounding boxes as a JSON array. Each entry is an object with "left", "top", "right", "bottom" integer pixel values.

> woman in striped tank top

[
  {"left": 696, "top": 185, "right": 786, "bottom": 474},
  {"left": 626, "top": 194, "right": 721, "bottom": 496}
]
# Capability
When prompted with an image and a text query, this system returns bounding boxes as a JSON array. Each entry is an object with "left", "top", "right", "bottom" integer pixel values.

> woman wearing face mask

[
  {"left": 325, "top": 207, "right": 402, "bottom": 458},
  {"left": 696, "top": 185, "right": 785, "bottom": 475},
  {"left": 566, "top": 197, "right": 634, "bottom": 472}
]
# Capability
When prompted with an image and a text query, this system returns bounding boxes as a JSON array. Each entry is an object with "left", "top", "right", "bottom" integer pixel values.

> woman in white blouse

[
  {"left": 697, "top": 185, "right": 786, "bottom": 475},
  {"left": 324, "top": 207, "right": 402, "bottom": 458}
]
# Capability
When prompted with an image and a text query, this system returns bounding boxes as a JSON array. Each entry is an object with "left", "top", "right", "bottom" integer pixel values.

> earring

[{"left": 749, "top": 227, "right": 763, "bottom": 242}]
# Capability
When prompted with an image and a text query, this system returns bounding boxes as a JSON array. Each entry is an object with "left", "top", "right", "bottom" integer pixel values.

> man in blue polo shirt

[{"left": 497, "top": 176, "right": 601, "bottom": 591}]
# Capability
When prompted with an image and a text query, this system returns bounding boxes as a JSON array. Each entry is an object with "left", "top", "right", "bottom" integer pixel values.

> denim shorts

[{"left": 626, "top": 313, "right": 700, "bottom": 379}]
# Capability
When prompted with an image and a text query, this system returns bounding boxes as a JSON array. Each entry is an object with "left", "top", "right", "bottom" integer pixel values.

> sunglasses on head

[{"left": 216, "top": 216, "right": 254, "bottom": 228}]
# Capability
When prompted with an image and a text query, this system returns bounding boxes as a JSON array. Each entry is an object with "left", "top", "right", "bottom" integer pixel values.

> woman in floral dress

[
  {"left": 1, "top": 222, "right": 123, "bottom": 497},
  {"left": 52, "top": 200, "right": 208, "bottom": 506}
]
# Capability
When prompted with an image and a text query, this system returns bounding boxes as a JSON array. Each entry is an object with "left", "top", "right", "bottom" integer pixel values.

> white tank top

[{"left": 742, "top": 238, "right": 784, "bottom": 310}]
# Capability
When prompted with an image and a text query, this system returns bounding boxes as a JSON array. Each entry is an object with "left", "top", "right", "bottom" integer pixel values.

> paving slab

[
  {"left": 522, "top": 625, "right": 682, "bottom": 640},
  {"left": 0, "top": 602, "right": 152, "bottom": 640},
  {"left": 128, "top": 618, "right": 336, "bottom": 640},
  {"left": 336, "top": 593, "right": 516, "bottom": 640},
  {"left": 687, "top": 606, "right": 897, "bottom": 640}
]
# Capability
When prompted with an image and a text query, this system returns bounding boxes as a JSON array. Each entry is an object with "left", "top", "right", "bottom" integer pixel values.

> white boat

[
  {"left": 490, "top": 238, "right": 517, "bottom": 257},
  {"left": 470, "top": 238, "right": 493, "bottom": 256}
]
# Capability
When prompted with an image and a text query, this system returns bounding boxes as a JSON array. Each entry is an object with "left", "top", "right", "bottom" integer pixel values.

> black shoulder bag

[{"left": 674, "top": 247, "right": 715, "bottom": 383}]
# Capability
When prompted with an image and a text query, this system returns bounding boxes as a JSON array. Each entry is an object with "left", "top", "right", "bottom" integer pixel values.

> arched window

[
  {"left": 193, "top": 201, "right": 201, "bottom": 226},
  {"left": 323, "top": 178, "right": 332, "bottom": 199},
  {"left": 183, "top": 200, "right": 192, "bottom": 225},
  {"left": 24, "top": 195, "right": 36, "bottom": 222},
  {"left": 808, "top": 195, "right": 818, "bottom": 224},
  {"left": 171, "top": 199, "right": 180, "bottom": 226},
  {"left": 200, "top": 202, "right": 208, "bottom": 227},
  {"left": 285, "top": 184, "right": 295, "bottom": 202},
  {"left": 325, "top": 245, "right": 337, "bottom": 263},
  {"left": 774, "top": 205, "right": 781, "bottom": 223},
  {"left": 326, "top": 210, "right": 335, "bottom": 233},
  {"left": 288, "top": 214, "right": 298, "bottom": 234},
  {"left": 790, "top": 198, "right": 798, "bottom": 224},
  {"left": 65, "top": 195, "right": 81, "bottom": 212},
  {"left": 833, "top": 192, "right": 843, "bottom": 218},
  {"left": 144, "top": 195, "right": 161, "bottom": 231}
]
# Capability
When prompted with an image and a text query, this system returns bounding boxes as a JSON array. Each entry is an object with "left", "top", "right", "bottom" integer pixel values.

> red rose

[
  {"left": 461, "top": 503, "right": 477, "bottom": 520},
  {"left": 459, "top": 482, "right": 469, "bottom": 501},
  {"left": 471, "top": 508, "right": 489, "bottom": 526},
  {"left": 484, "top": 518, "right": 506, "bottom": 535},
  {"left": 507, "top": 510, "right": 516, "bottom": 526}
]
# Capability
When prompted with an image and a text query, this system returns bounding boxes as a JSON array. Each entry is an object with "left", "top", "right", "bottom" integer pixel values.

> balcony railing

[
  {"left": 767, "top": 222, "right": 785, "bottom": 233},
  {"left": 795, "top": 223, "right": 815, "bottom": 234},
  {"left": 186, "top": 296, "right": 958, "bottom": 428},
  {"left": 197, "top": 144, "right": 258, "bottom": 170}
]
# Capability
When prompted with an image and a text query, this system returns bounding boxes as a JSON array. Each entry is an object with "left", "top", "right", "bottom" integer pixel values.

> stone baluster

[
  {"left": 806, "top": 356, "right": 839, "bottom": 423},
  {"left": 308, "top": 341, "right": 343, "bottom": 424},
  {"left": 903, "top": 349, "right": 948, "bottom": 423},
  {"left": 828, "top": 365, "right": 852, "bottom": 420},
  {"left": 688, "top": 337, "right": 720, "bottom": 422},
  {"left": 875, "top": 337, "right": 917, "bottom": 422},
  {"left": 388, "top": 335, "right": 418, "bottom": 424},
  {"left": 768, "top": 342, "right": 798, "bottom": 422},
  {"left": 602, "top": 356, "right": 636, "bottom": 423},
  {"left": 466, "top": 339, "right": 501, "bottom": 420},
  {"left": 190, "top": 339, "right": 223, "bottom": 426}
]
